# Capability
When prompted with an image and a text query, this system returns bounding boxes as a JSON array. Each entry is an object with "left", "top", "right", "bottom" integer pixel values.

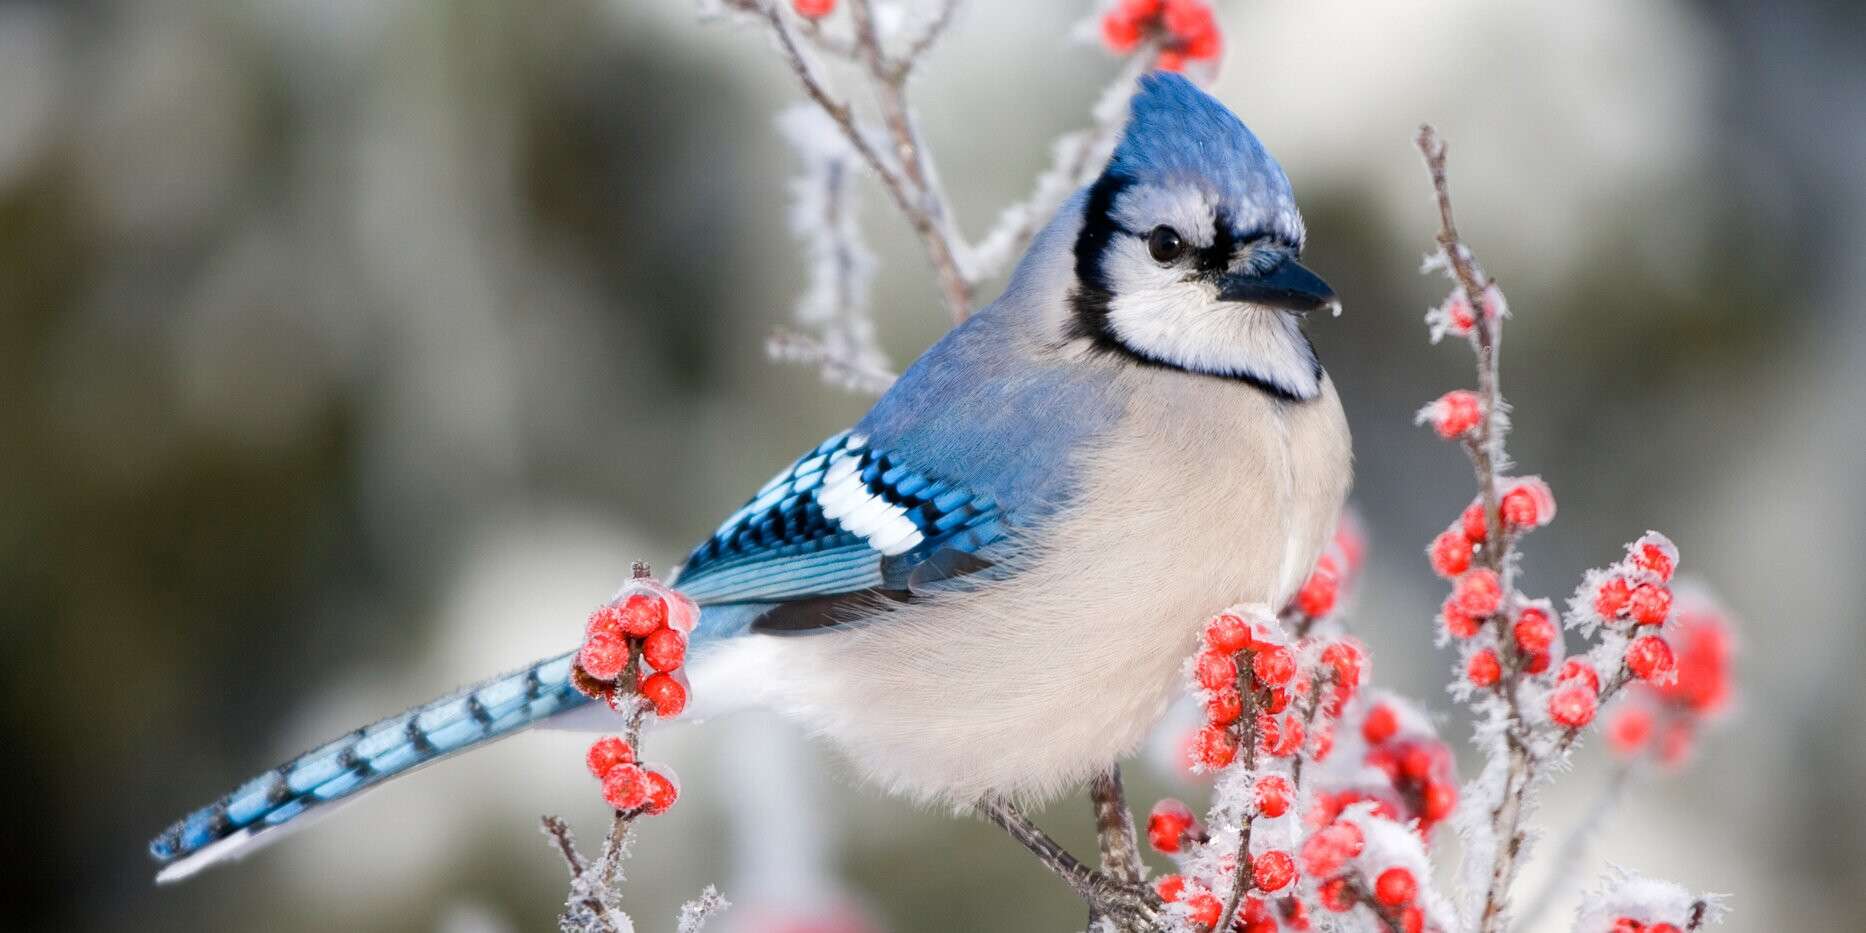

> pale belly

[{"left": 705, "top": 374, "right": 1351, "bottom": 806}]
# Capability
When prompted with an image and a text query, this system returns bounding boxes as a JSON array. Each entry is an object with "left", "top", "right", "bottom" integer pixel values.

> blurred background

[{"left": 4, "top": 1, "right": 1863, "bottom": 930}]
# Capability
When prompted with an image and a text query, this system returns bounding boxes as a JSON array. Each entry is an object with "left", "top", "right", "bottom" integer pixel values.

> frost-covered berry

[
  {"left": 1453, "top": 568, "right": 1503, "bottom": 617},
  {"left": 1629, "top": 584, "right": 1673, "bottom": 626},
  {"left": 1184, "top": 890, "right": 1222, "bottom": 927},
  {"left": 1501, "top": 477, "right": 1556, "bottom": 530},
  {"left": 585, "top": 736, "right": 635, "bottom": 779},
  {"left": 1319, "top": 876, "right": 1355, "bottom": 911},
  {"left": 1429, "top": 529, "right": 1472, "bottom": 577},
  {"left": 1252, "top": 850, "right": 1295, "bottom": 892},
  {"left": 642, "top": 767, "right": 679, "bottom": 814},
  {"left": 1548, "top": 681, "right": 1598, "bottom": 728},
  {"left": 1253, "top": 646, "right": 1297, "bottom": 687},
  {"left": 640, "top": 671, "right": 688, "bottom": 718},
  {"left": 1155, "top": 874, "right": 1187, "bottom": 903},
  {"left": 642, "top": 626, "right": 686, "bottom": 672},
  {"left": 586, "top": 604, "right": 627, "bottom": 641},
  {"left": 1195, "top": 649, "right": 1238, "bottom": 692},
  {"left": 1442, "top": 597, "right": 1482, "bottom": 639},
  {"left": 1559, "top": 658, "right": 1601, "bottom": 694},
  {"left": 1374, "top": 866, "right": 1417, "bottom": 906},
  {"left": 1206, "top": 687, "right": 1243, "bottom": 725},
  {"left": 1147, "top": 797, "right": 1196, "bottom": 853},
  {"left": 1423, "top": 778, "right": 1458, "bottom": 822},
  {"left": 1101, "top": 9, "right": 1143, "bottom": 52},
  {"left": 578, "top": 631, "right": 631, "bottom": 682},
  {"left": 1425, "top": 389, "right": 1483, "bottom": 438},
  {"left": 1254, "top": 774, "right": 1293, "bottom": 818},
  {"left": 1321, "top": 638, "right": 1367, "bottom": 691},
  {"left": 1461, "top": 502, "right": 1488, "bottom": 542},
  {"left": 1259, "top": 713, "right": 1304, "bottom": 757},
  {"left": 1363, "top": 703, "right": 1399, "bottom": 744},
  {"left": 1300, "top": 821, "right": 1365, "bottom": 876},
  {"left": 1513, "top": 607, "right": 1557, "bottom": 654},
  {"left": 1193, "top": 724, "right": 1238, "bottom": 769},
  {"left": 1608, "top": 919, "right": 1642, "bottom": 933},
  {"left": 1205, "top": 612, "right": 1253, "bottom": 654},
  {"left": 1400, "top": 906, "right": 1425, "bottom": 933},
  {"left": 1297, "top": 564, "right": 1340, "bottom": 617},
  {"left": 1630, "top": 533, "right": 1679, "bottom": 581},
  {"left": 1467, "top": 648, "right": 1501, "bottom": 687},
  {"left": 792, "top": 0, "right": 836, "bottom": 19},
  {"left": 601, "top": 763, "right": 649, "bottom": 811},
  {"left": 1595, "top": 576, "right": 1633, "bottom": 619},
  {"left": 1626, "top": 634, "right": 1675, "bottom": 683},
  {"left": 618, "top": 593, "right": 668, "bottom": 638}
]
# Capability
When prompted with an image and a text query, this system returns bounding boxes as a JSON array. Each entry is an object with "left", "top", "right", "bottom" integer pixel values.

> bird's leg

[
  {"left": 1086, "top": 766, "right": 1155, "bottom": 931},
  {"left": 978, "top": 797, "right": 1159, "bottom": 928}
]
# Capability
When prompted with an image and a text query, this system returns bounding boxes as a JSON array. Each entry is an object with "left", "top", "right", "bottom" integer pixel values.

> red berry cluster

[
  {"left": 584, "top": 736, "right": 679, "bottom": 815},
  {"left": 573, "top": 576, "right": 699, "bottom": 719},
  {"left": 1100, "top": 0, "right": 1223, "bottom": 73},
  {"left": 1310, "top": 700, "right": 1458, "bottom": 839},
  {"left": 1607, "top": 593, "right": 1735, "bottom": 767}
]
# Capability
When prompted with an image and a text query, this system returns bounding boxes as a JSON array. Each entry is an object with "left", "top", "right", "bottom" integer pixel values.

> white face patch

[{"left": 1095, "top": 227, "right": 1322, "bottom": 400}]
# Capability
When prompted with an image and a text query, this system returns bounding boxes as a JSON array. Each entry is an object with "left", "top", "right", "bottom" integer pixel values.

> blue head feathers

[{"left": 1106, "top": 72, "right": 1303, "bottom": 246}]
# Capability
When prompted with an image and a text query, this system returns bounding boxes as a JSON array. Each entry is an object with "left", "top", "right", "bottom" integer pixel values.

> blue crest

[{"left": 1107, "top": 72, "right": 1303, "bottom": 244}]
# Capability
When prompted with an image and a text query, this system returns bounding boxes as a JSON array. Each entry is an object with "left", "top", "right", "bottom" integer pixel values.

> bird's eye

[{"left": 1146, "top": 225, "right": 1185, "bottom": 264}]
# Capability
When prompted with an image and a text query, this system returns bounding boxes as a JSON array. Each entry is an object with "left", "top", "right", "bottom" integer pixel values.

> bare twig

[
  {"left": 1214, "top": 711, "right": 1263, "bottom": 932},
  {"left": 978, "top": 798, "right": 1158, "bottom": 927},
  {"left": 1087, "top": 766, "right": 1147, "bottom": 931}
]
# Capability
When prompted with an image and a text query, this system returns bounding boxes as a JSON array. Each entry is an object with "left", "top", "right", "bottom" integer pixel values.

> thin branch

[
  {"left": 1087, "top": 766, "right": 1147, "bottom": 931},
  {"left": 978, "top": 798, "right": 1158, "bottom": 927},
  {"left": 891, "top": 0, "right": 962, "bottom": 80},
  {"left": 1214, "top": 711, "right": 1262, "bottom": 932}
]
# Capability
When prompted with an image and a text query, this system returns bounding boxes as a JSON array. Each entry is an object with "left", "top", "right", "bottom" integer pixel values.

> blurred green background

[{"left": 4, "top": 1, "right": 1863, "bottom": 931}]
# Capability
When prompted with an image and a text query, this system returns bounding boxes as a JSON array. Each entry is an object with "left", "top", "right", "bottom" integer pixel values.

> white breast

[{"left": 705, "top": 371, "right": 1351, "bottom": 807}]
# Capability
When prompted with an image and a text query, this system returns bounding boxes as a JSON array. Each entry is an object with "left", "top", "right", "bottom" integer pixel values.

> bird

[{"left": 149, "top": 71, "right": 1352, "bottom": 883}]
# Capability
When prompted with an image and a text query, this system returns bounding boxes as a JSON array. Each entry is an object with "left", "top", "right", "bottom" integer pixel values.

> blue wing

[{"left": 674, "top": 429, "right": 1006, "bottom": 612}]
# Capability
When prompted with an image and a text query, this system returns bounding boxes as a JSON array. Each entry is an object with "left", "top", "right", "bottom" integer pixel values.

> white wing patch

[{"left": 816, "top": 444, "right": 926, "bottom": 557}]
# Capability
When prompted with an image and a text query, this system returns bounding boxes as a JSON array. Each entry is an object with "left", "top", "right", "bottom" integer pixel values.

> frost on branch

[{"left": 1570, "top": 867, "right": 1726, "bottom": 933}]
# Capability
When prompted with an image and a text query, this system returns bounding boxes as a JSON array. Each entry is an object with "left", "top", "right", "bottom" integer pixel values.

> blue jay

[{"left": 150, "top": 72, "right": 1351, "bottom": 882}]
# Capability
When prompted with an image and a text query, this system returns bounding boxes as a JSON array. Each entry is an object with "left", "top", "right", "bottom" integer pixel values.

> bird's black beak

[{"left": 1216, "top": 259, "right": 1337, "bottom": 314}]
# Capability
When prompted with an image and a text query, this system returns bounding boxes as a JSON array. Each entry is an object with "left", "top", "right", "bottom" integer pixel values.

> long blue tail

[{"left": 149, "top": 649, "right": 590, "bottom": 881}]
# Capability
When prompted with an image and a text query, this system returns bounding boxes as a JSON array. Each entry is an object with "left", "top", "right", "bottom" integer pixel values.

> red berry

[
  {"left": 1205, "top": 613, "right": 1253, "bottom": 653},
  {"left": 1205, "top": 687, "right": 1243, "bottom": 725},
  {"left": 1558, "top": 658, "right": 1601, "bottom": 693},
  {"left": 1400, "top": 905, "right": 1425, "bottom": 933},
  {"left": 1155, "top": 47, "right": 1188, "bottom": 72},
  {"left": 1648, "top": 923, "right": 1682, "bottom": 933},
  {"left": 1429, "top": 530, "right": 1472, "bottom": 578},
  {"left": 1155, "top": 874, "right": 1187, "bottom": 903},
  {"left": 1254, "top": 774, "right": 1293, "bottom": 818},
  {"left": 1629, "top": 584, "right": 1673, "bottom": 626},
  {"left": 1252, "top": 850, "right": 1295, "bottom": 892},
  {"left": 1147, "top": 798, "right": 1196, "bottom": 853},
  {"left": 618, "top": 593, "right": 667, "bottom": 638},
  {"left": 1253, "top": 646, "right": 1297, "bottom": 687},
  {"left": 1423, "top": 779, "right": 1458, "bottom": 821},
  {"left": 1442, "top": 597, "right": 1482, "bottom": 639},
  {"left": 643, "top": 767, "right": 679, "bottom": 814},
  {"left": 1631, "top": 537, "right": 1677, "bottom": 581},
  {"left": 1310, "top": 720, "right": 1336, "bottom": 760},
  {"left": 1319, "top": 876, "right": 1355, "bottom": 911},
  {"left": 1430, "top": 389, "right": 1483, "bottom": 438},
  {"left": 1626, "top": 635, "right": 1675, "bottom": 682},
  {"left": 1548, "top": 682, "right": 1597, "bottom": 728},
  {"left": 640, "top": 671, "right": 688, "bottom": 718},
  {"left": 1595, "top": 576, "right": 1633, "bottom": 619},
  {"left": 1513, "top": 608, "right": 1557, "bottom": 654},
  {"left": 1300, "top": 821, "right": 1364, "bottom": 876},
  {"left": 1321, "top": 638, "right": 1366, "bottom": 690},
  {"left": 1466, "top": 648, "right": 1501, "bottom": 687},
  {"left": 1259, "top": 713, "right": 1304, "bottom": 757},
  {"left": 584, "top": 736, "right": 635, "bottom": 779},
  {"left": 1298, "top": 565, "right": 1340, "bottom": 617},
  {"left": 1193, "top": 724, "right": 1238, "bottom": 769},
  {"left": 791, "top": 0, "right": 836, "bottom": 19},
  {"left": 586, "top": 604, "right": 627, "bottom": 641},
  {"left": 578, "top": 631, "right": 631, "bottom": 681},
  {"left": 1453, "top": 568, "right": 1503, "bottom": 617},
  {"left": 1184, "top": 891, "right": 1222, "bottom": 928},
  {"left": 1461, "top": 502, "right": 1489, "bottom": 542},
  {"left": 1609, "top": 919, "right": 1644, "bottom": 933},
  {"left": 1101, "top": 12, "right": 1143, "bottom": 52},
  {"left": 1363, "top": 703, "right": 1399, "bottom": 744},
  {"left": 1163, "top": 0, "right": 1213, "bottom": 37},
  {"left": 1181, "top": 24, "right": 1222, "bottom": 60},
  {"left": 1374, "top": 866, "right": 1417, "bottom": 906},
  {"left": 600, "top": 763, "right": 649, "bottom": 811},
  {"left": 1608, "top": 704, "right": 1654, "bottom": 757},
  {"left": 1265, "top": 687, "right": 1292, "bottom": 714},
  {"left": 1522, "top": 649, "right": 1552, "bottom": 674},
  {"left": 1196, "top": 649, "right": 1239, "bottom": 692},
  {"left": 642, "top": 626, "right": 686, "bottom": 672}
]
